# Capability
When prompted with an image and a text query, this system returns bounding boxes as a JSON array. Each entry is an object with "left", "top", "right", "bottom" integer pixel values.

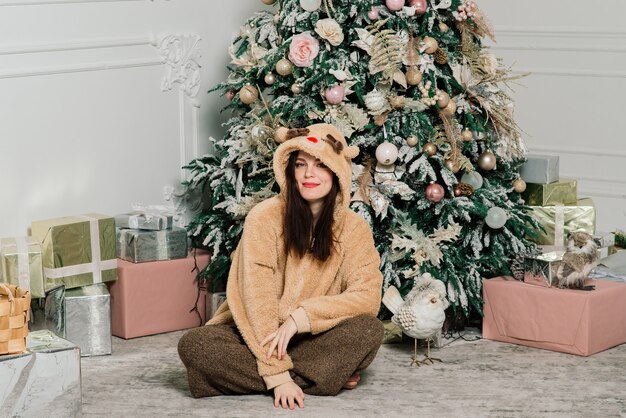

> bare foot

[{"left": 342, "top": 373, "right": 361, "bottom": 390}]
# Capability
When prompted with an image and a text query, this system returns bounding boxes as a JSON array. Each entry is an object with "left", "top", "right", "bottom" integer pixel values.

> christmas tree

[{"left": 183, "top": 0, "right": 539, "bottom": 317}]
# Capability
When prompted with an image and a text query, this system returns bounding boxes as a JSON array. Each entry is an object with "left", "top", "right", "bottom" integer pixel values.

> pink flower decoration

[{"left": 288, "top": 32, "right": 320, "bottom": 68}]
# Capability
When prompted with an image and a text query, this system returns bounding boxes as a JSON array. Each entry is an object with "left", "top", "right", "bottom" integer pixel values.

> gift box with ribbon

[
  {"left": 526, "top": 198, "right": 596, "bottom": 246},
  {"left": 31, "top": 213, "right": 118, "bottom": 292},
  {"left": 522, "top": 178, "right": 578, "bottom": 206},
  {"left": 29, "top": 284, "right": 66, "bottom": 338},
  {"left": 0, "top": 237, "right": 45, "bottom": 298},
  {"left": 65, "top": 283, "right": 111, "bottom": 357},
  {"left": 114, "top": 205, "right": 174, "bottom": 231},
  {"left": 523, "top": 251, "right": 563, "bottom": 287},
  {"left": 116, "top": 226, "right": 188, "bottom": 263}
]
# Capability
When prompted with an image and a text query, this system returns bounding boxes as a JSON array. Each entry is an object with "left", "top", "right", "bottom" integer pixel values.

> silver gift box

[
  {"left": 523, "top": 251, "right": 564, "bottom": 287},
  {"left": 30, "top": 284, "right": 66, "bottom": 338},
  {"left": 0, "top": 330, "right": 81, "bottom": 418},
  {"left": 115, "top": 212, "right": 173, "bottom": 231},
  {"left": 65, "top": 283, "right": 111, "bottom": 357},
  {"left": 520, "top": 154, "right": 559, "bottom": 184},
  {"left": 116, "top": 226, "right": 188, "bottom": 263}
]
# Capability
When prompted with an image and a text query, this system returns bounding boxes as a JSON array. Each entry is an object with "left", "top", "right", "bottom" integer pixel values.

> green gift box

[
  {"left": 114, "top": 212, "right": 173, "bottom": 231},
  {"left": 31, "top": 213, "right": 118, "bottom": 291},
  {"left": 526, "top": 198, "right": 596, "bottom": 246},
  {"left": 522, "top": 178, "right": 578, "bottom": 206},
  {"left": 116, "top": 226, "right": 188, "bottom": 263},
  {"left": 0, "top": 237, "right": 45, "bottom": 298}
]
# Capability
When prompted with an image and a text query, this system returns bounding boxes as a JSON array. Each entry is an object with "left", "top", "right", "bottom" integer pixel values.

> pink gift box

[
  {"left": 109, "top": 251, "right": 210, "bottom": 339},
  {"left": 482, "top": 276, "right": 626, "bottom": 356}
]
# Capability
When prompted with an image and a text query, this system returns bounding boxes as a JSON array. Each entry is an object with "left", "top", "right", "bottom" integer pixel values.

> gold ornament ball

[
  {"left": 291, "top": 83, "right": 303, "bottom": 94},
  {"left": 406, "top": 135, "right": 419, "bottom": 147},
  {"left": 478, "top": 151, "right": 497, "bottom": 171},
  {"left": 461, "top": 128, "right": 473, "bottom": 141},
  {"left": 422, "top": 142, "right": 437, "bottom": 156},
  {"left": 275, "top": 58, "right": 293, "bottom": 76},
  {"left": 239, "top": 85, "right": 259, "bottom": 105},
  {"left": 261, "top": 0, "right": 276, "bottom": 4},
  {"left": 406, "top": 67, "right": 423, "bottom": 86},
  {"left": 438, "top": 22, "right": 449, "bottom": 32},
  {"left": 264, "top": 72, "right": 276, "bottom": 85},
  {"left": 441, "top": 99, "right": 457, "bottom": 116},
  {"left": 444, "top": 159, "right": 461, "bottom": 173},
  {"left": 513, "top": 178, "right": 527, "bottom": 193},
  {"left": 437, "top": 91, "right": 450, "bottom": 109},
  {"left": 423, "top": 36, "right": 439, "bottom": 54}
]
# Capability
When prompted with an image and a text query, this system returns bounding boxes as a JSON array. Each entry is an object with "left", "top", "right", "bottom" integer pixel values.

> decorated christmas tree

[{"left": 183, "top": 0, "right": 539, "bottom": 317}]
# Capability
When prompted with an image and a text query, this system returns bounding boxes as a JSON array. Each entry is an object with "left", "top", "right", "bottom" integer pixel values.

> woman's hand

[
  {"left": 261, "top": 317, "right": 298, "bottom": 360},
  {"left": 273, "top": 381, "right": 304, "bottom": 409}
]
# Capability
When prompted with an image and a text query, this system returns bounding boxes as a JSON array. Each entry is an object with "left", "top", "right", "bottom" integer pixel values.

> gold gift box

[
  {"left": 0, "top": 237, "right": 45, "bottom": 298},
  {"left": 31, "top": 213, "right": 117, "bottom": 292},
  {"left": 526, "top": 198, "right": 596, "bottom": 246},
  {"left": 382, "top": 320, "right": 403, "bottom": 344},
  {"left": 522, "top": 178, "right": 578, "bottom": 206}
]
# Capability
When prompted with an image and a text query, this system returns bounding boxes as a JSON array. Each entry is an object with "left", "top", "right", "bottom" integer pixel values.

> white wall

[
  {"left": 480, "top": 0, "right": 626, "bottom": 232},
  {"left": 1, "top": 0, "right": 624, "bottom": 237},
  {"left": 0, "top": 0, "right": 262, "bottom": 236}
]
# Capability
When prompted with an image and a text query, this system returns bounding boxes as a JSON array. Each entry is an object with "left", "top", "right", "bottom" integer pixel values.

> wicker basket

[{"left": 0, "top": 283, "right": 31, "bottom": 355}]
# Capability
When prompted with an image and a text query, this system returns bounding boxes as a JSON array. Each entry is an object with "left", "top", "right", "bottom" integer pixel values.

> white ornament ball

[
  {"left": 461, "top": 171, "right": 483, "bottom": 190},
  {"left": 300, "top": 0, "right": 321, "bottom": 12},
  {"left": 375, "top": 142, "right": 399, "bottom": 165},
  {"left": 485, "top": 207, "right": 508, "bottom": 229}
]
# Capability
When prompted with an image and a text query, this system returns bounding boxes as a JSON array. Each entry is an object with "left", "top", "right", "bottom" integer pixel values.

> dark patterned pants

[{"left": 177, "top": 315, "right": 384, "bottom": 397}]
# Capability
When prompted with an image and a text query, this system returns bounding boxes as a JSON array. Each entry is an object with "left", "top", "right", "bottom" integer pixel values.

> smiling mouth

[{"left": 302, "top": 183, "right": 320, "bottom": 188}]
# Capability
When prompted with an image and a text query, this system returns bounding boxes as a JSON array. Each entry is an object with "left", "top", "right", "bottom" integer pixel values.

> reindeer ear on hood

[
  {"left": 274, "top": 127, "right": 310, "bottom": 143},
  {"left": 343, "top": 145, "right": 359, "bottom": 160}
]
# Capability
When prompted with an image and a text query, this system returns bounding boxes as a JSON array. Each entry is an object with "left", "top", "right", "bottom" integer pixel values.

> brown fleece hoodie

[{"left": 207, "top": 123, "right": 383, "bottom": 390}]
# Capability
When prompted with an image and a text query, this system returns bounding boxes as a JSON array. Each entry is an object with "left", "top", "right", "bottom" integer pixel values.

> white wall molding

[
  {"left": 157, "top": 33, "right": 203, "bottom": 181},
  {"left": 528, "top": 146, "right": 626, "bottom": 159},
  {"left": 511, "top": 67, "right": 626, "bottom": 79},
  {"left": 561, "top": 175, "right": 626, "bottom": 185},
  {"left": 0, "top": 0, "right": 149, "bottom": 6},
  {"left": 491, "top": 44, "right": 626, "bottom": 54},
  {"left": 578, "top": 189, "right": 626, "bottom": 200},
  {"left": 0, "top": 57, "right": 164, "bottom": 79},
  {"left": 159, "top": 33, "right": 202, "bottom": 99},
  {"left": 495, "top": 26, "right": 626, "bottom": 39},
  {"left": 0, "top": 35, "right": 155, "bottom": 55}
]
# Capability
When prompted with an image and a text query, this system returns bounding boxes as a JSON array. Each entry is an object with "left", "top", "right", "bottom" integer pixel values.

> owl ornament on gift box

[{"left": 556, "top": 231, "right": 599, "bottom": 291}]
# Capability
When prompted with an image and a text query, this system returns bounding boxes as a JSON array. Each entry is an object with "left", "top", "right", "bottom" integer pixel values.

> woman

[{"left": 178, "top": 123, "right": 384, "bottom": 410}]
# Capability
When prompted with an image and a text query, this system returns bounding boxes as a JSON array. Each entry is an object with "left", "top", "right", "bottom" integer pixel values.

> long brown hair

[{"left": 284, "top": 151, "right": 340, "bottom": 261}]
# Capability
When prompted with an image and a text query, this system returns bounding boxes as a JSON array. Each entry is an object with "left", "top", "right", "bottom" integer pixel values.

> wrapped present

[
  {"left": 527, "top": 198, "right": 596, "bottom": 246},
  {"left": 0, "top": 330, "right": 81, "bottom": 417},
  {"left": 483, "top": 276, "right": 626, "bottom": 356},
  {"left": 0, "top": 237, "right": 45, "bottom": 298},
  {"left": 521, "top": 178, "right": 577, "bottom": 206},
  {"left": 30, "top": 285, "right": 66, "bottom": 338},
  {"left": 207, "top": 291, "right": 227, "bottom": 321},
  {"left": 31, "top": 213, "right": 118, "bottom": 292},
  {"left": 382, "top": 320, "right": 403, "bottom": 344},
  {"left": 520, "top": 154, "right": 559, "bottom": 184},
  {"left": 609, "top": 246, "right": 625, "bottom": 256},
  {"left": 0, "top": 283, "right": 31, "bottom": 356},
  {"left": 65, "top": 284, "right": 111, "bottom": 357},
  {"left": 109, "top": 250, "right": 210, "bottom": 339},
  {"left": 523, "top": 251, "right": 564, "bottom": 287},
  {"left": 117, "top": 226, "right": 188, "bottom": 263},
  {"left": 115, "top": 211, "right": 173, "bottom": 231},
  {"left": 593, "top": 232, "right": 615, "bottom": 249}
]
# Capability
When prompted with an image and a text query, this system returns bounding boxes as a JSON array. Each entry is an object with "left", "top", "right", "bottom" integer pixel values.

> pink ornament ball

[
  {"left": 425, "top": 183, "right": 445, "bottom": 203},
  {"left": 325, "top": 85, "right": 345, "bottom": 105},
  {"left": 409, "top": 0, "right": 427, "bottom": 15},
  {"left": 367, "top": 6, "right": 379, "bottom": 20},
  {"left": 385, "top": 0, "right": 405, "bottom": 12},
  {"left": 226, "top": 90, "right": 235, "bottom": 101}
]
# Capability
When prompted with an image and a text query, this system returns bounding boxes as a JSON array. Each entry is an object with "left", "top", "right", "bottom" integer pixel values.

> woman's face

[{"left": 294, "top": 151, "right": 334, "bottom": 205}]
